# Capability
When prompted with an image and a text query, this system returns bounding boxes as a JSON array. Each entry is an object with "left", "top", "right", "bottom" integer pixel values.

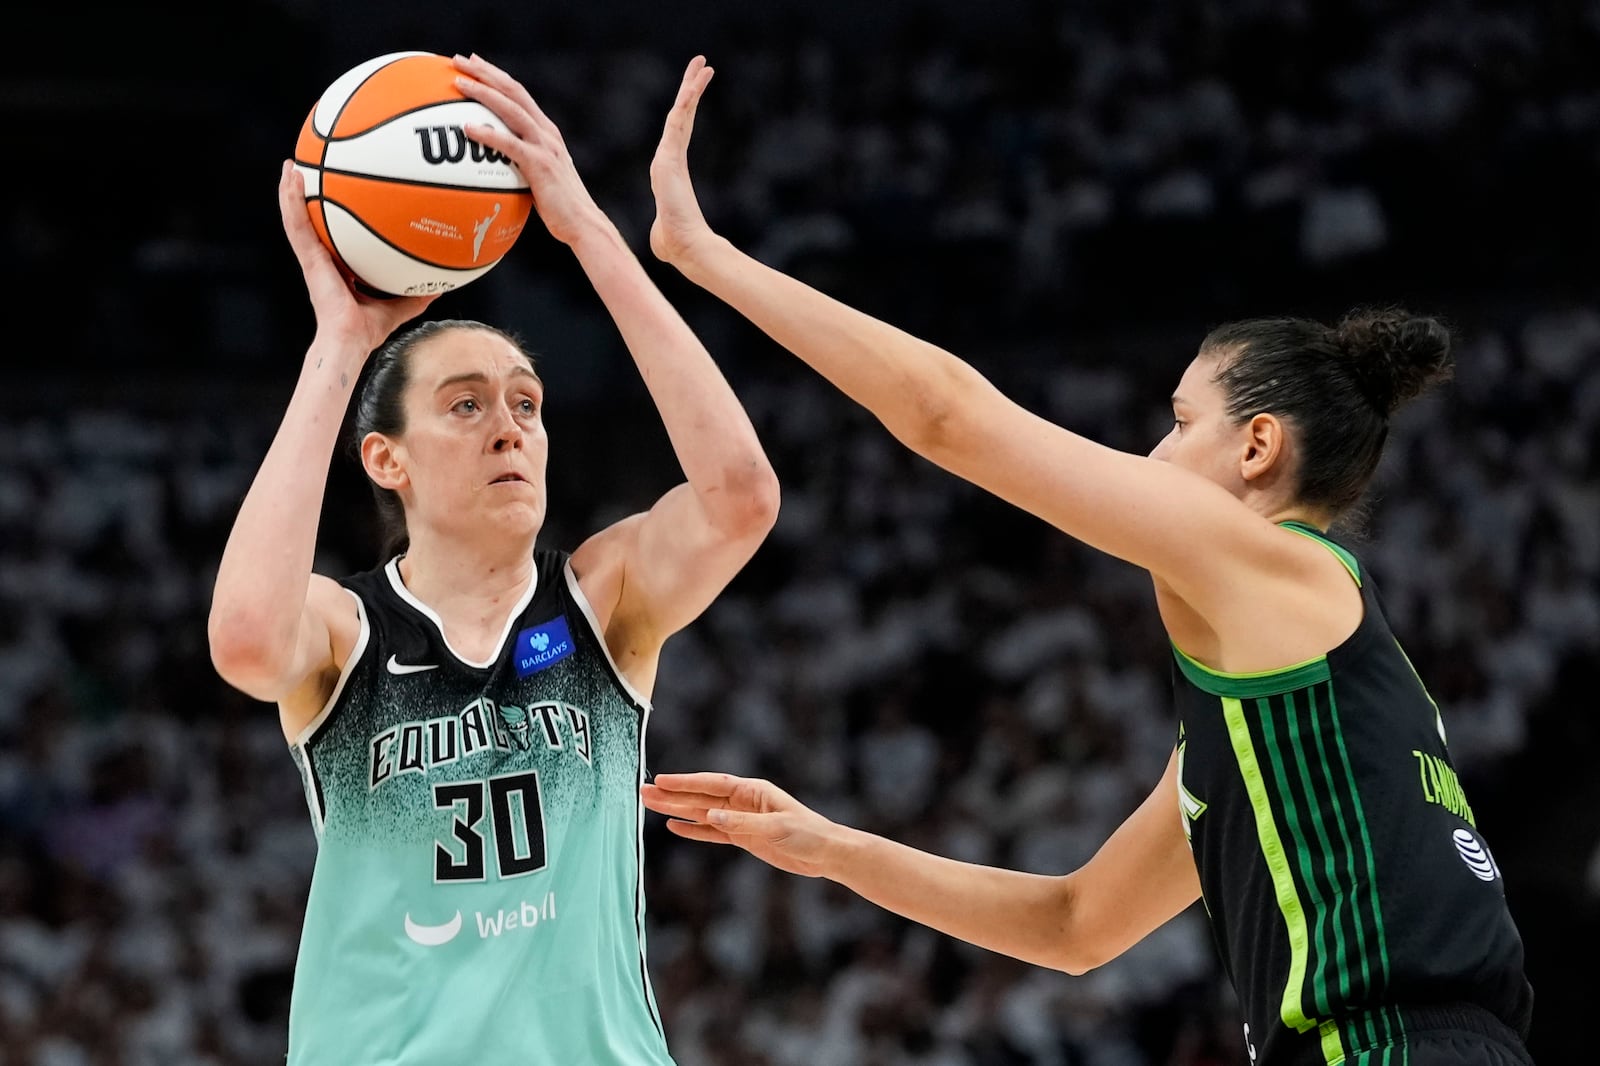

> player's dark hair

[
  {"left": 353, "top": 319, "right": 535, "bottom": 559},
  {"left": 1202, "top": 308, "right": 1454, "bottom": 521}
]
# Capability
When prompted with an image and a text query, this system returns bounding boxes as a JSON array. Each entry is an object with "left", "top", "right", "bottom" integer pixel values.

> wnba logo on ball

[{"left": 414, "top": 126, "right": 512, "bottom": 166}]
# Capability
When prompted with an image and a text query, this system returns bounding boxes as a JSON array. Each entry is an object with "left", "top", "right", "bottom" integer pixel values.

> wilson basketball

[{"left": 294, "top": 52, "right": 533, "bottom": 298}]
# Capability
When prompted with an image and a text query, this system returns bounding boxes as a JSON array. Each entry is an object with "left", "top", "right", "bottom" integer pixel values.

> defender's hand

[
  {"left": 649, "top": 56, "right": 718, "bottom": 267},
  {"left": 642, "top": 771, "right": 840, "bottom": 879}
]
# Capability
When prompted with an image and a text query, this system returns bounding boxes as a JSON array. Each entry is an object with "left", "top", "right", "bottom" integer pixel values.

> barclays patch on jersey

[{"left": 514, "top": 616, "right": 575, "bottom": 677}]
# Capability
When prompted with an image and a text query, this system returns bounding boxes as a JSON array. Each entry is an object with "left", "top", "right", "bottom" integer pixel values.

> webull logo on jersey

[
  {"left": 514, "top": 616, "right": 575, "bottom": 678},
  {"left": 369, "top": 697, "right": 592, "bottom": 791},
  {"left": 404, "top": 891, "right": 558, "bottom": 948}
]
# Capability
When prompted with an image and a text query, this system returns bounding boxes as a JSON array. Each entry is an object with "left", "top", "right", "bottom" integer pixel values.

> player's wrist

[
  {"left": 817, "top": 820, "right": 873, "bottom": 883},
  {"left": 561, "top": 209, "right": 625, "bottom": 254},
  {"left": 669, "top": 232, "right": 736, "bottom": 285},
  {"left": 303, "top": 333, "right": 374, "bottom": 380}
]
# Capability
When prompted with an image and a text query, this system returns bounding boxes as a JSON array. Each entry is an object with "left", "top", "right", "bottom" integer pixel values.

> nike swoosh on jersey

[
  {"left": 404, "top": 911, "right": 463, "bottom": 946},
  {"left": 386, "top": 655, "right": 439, "bottom": 675}
]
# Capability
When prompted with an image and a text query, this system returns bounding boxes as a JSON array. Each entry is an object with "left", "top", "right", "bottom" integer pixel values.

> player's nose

[{"left": 491, "top": 405, "right": 523, "bottom": 452}]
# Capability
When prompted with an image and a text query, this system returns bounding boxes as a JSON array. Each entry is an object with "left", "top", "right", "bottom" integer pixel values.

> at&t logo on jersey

[{"left": 515, "top": 616, "right": 574, "bottom": 678}]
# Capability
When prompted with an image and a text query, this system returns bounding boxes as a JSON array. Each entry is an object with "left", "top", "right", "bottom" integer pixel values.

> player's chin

[{"left": 482, "top": 496, "right": 546, "bottom": 533}]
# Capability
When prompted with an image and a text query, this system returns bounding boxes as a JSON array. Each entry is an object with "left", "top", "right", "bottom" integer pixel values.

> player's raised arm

[
  {"left": 208, "top": 163, "right": 434, "bottom": 712},
  {"left": 454, "top": 55, "right": 779, "bottom": 688},
  {"left": 644, "top": 58, "right": 1307, "bottom": 614},
  {"left": 642, "top": 751, "right": 1199, "bottom": 975}
]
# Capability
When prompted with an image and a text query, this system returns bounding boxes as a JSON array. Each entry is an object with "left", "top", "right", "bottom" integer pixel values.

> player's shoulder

[
  {"left": 1277, "top": 520, "right": 1365, "bottom": 584},
  {"left": 567, "top": 514, "right": 642, "bottom": 585},
  {"left": 332, "top": 557, "right": 394, "bottom": 598}
]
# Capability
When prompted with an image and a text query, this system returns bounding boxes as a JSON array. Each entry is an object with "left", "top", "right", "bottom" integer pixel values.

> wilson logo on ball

[{"left": 415, "top": 126, "right": 513, "bottom": 166}]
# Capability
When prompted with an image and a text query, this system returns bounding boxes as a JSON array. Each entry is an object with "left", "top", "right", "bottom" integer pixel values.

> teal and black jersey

[
  {"left": 1173, "top": 523, "right": 1534, "bottom": 1066},
  {"left": 284, "top": 549, "right": 675, "bottom": 1066}
]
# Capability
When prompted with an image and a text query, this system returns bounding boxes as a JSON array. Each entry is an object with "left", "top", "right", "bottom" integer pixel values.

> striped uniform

[
  {"left": 1173, "top": 522, "right": 1534, "bottom": 1066},
  {"left": 285, "top": 550, "right": 675, "bottom": 1066}
]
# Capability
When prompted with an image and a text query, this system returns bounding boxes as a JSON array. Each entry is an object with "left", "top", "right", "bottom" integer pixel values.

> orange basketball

[{"left": 294, "top": 52, "right": 533, "bottom": 298}]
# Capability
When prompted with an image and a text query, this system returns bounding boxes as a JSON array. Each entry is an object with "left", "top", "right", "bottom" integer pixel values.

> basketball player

[
  {"left": 638, "top": 59, "right": 1536, "bottom": 1066},
  {"left": 208, "top": 57, "right": 778, "bottom": 1065}
]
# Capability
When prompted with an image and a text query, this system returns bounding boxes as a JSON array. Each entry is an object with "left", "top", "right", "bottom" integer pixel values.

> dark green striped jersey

[
  {"left": 1172, "top": 523, "right": 1533, "bottom": 1066},
  {"left": 284, "top": 550, "right": 675, "bottom": 1066}
]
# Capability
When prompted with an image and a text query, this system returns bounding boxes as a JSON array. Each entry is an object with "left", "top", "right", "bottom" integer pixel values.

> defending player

[{"left": 640, "top": 56, "right": 1535, "bottom": 1066}]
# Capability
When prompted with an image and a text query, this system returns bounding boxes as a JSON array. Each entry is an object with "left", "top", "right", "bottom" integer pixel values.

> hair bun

[{"left": 1333, "top": 308, "right": 1454, "bottom": 415}]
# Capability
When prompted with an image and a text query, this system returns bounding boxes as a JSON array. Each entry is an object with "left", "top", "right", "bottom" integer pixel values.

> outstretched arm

[
  {"left": 642, "top": 750, "right": 1200, "bottom": 974},
  {"left": 647, "top": 63, "right": 1303, "bottom": 614},
  {"left": 455, "top": 56, "right": 779, "bottom": 687},
  {"left": 209, "top": 164, "right": 435, "bottom": 734}
]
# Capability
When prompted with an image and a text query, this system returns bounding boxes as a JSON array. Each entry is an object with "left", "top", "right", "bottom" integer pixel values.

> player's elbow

[
  {"left": 207, "top": 609, "right": 295, "bottom": 702},
  {"left": 893, "top": 359, "right": 993, "bottom": 464},
  {"left": 1043, "top": 878, "right": 1126, "bottom": 977},
  {"left": 716, "top": 461, "right": 782, "bottom": 540},
  {"left": 1054, "top": 940, "right": 1117, "bottom": 977}
]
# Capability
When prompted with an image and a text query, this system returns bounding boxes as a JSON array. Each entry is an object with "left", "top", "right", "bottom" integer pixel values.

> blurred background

[{"left": 3, "top": 0, "right": 1597, "bottom": 1062}]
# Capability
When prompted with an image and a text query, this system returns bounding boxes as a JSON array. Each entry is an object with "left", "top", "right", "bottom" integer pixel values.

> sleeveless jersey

[
  {"left": 1172, "top": 522, "right": 1534, "bottom": 1066},
  {"left": 284, "top": 550, "right": 675, "bottom": 1066}
]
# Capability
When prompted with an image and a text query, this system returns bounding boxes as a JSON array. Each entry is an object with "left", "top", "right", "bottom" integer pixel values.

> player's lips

[{"left": 489, "top": 472, "right": 528, "bottom": 486}]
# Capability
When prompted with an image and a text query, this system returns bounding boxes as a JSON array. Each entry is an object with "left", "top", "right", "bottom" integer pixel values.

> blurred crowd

[{"left": 4, "top": 0, "right": 1599, "bottom": 1063}]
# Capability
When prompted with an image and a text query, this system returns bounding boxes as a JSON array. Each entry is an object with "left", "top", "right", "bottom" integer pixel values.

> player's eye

[{"left": 453, "top": 398, "right": 479, "bottom": 414}]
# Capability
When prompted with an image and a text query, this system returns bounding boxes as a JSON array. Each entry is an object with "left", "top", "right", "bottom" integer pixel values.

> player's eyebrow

[{"left": 433, "top": 367, "right": 541, "bottom": 393}]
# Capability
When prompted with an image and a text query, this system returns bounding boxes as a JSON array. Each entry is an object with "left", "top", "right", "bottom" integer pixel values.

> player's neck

[{"left": 395, "top": 532, "right": 538, "bottom": 626}]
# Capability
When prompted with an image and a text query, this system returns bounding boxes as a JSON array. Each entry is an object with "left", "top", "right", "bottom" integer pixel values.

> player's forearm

[
  {"left": 822, "top": 825, "right": 1085, "bottom": 973},
  {"left": 568, "top": 219, "right": 778, "bottom": 532},
  {"left": 673, "top": 236, "right": 981, "bottom": 457},
  {"left": 209, "top": 338, "right": 362, "bottom": 664}
]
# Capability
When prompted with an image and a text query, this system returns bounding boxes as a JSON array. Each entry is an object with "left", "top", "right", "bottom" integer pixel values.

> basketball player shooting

[{"left": 208, "top": 54, "right": 778, "bottom": 1066}]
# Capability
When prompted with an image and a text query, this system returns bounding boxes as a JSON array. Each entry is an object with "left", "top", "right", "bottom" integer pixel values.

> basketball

[{"left": 294, "top": 52, "right": 533, "bottom": 298}]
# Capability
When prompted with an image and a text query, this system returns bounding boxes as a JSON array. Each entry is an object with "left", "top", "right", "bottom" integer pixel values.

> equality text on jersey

[{"left": 369, "top": 696, "right": 593, "bottom": 792}]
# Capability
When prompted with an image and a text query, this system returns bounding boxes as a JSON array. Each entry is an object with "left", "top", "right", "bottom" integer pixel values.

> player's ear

[
  {"left": 1239, "top": 412, "right": 1286, "bottom": 483},
  {"left": 362, "top": 431, "right": 408, "bottom": 492}
]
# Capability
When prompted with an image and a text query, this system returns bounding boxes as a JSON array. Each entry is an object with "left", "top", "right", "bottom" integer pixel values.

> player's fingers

[
  {"left": 662, "top": 819, "right": 735, "bottom": 845},
  {"left": 460, "top": 121, "right": 524, "bottom": 160},
  {"left": 278, "top": 162, "right": 307, "bottom": 233},
  {"left": 641, "top": 790, "right": 733, "bottom": 820},
  {"left": 673, "top": 55, "right": 708, "bottom": 108},
  {"left": 453, "top": 75, "right": 538, "bottom": 141},
  {"left": 454, "top": 54, "right": 560, "bottom": 140},
  {"left": 649, "top": 772, "right": 744, "bottom": 797},
  {"left": 278, "top": 163, "right": 329, "bottom": 265},
  {"left": 640, "top": 785, "right": 715, "bottom": 820},
  {"left": 705, "top": 807, "right": 765, "bottom": 834},
  {"left": 663, "top": 60, "right": 713, "bottom": 147}
]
